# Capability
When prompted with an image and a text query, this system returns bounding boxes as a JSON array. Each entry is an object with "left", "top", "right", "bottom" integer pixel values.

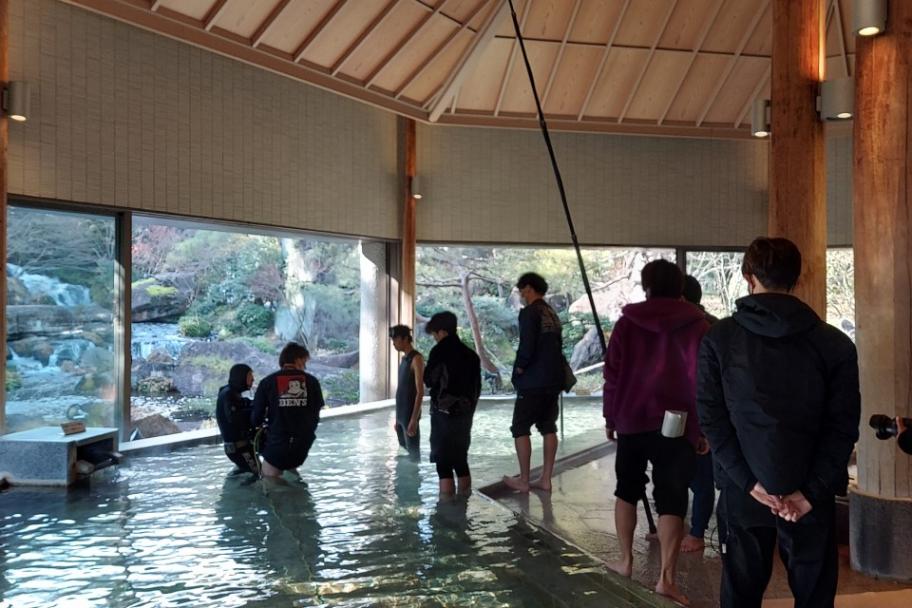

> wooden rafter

[
  {"left": 251, "top": 0, "right": 292, "bottom": 47},
  {"left": 364, "top": 0, "right": 449, "bottom": 89},
  {"left": 428, "top": 0, "right": 509, "bottom": 121},
  {"left": 293, "top": 0, "right": 347, "bottom": 63},
  {"left": 149, "top": 0, "right": 162, "bottom": 11},
  {"left": 332, "top": 0, "right": 400, "bottom": 76},
  {"left": 696, "top": 0, "right": 770, "bottom": 127},
  {"left": 734, "top": 63, "right": 770, "bottom": 128},
  {"left": 540, "top": 0, "right": 583, "bottom": 108},
  {"left": 618, "top": 0, "right": 679, "bottom": 123},
  {"left": 393, "top": 0, "right": 489, "bottom": 100},
  {"left": 203, "top": 0, "right": 230, "bottom": 32},
  {"left": 833, "top": 0, "right": 850, "bottom": 77},
  {"left": 576, "top": 0, "right": 632, "bottom": 121},
  {"left": 657, "top": 0, "right": 726, "bottom": 125},
  {"left": 493, "top": 0, "right": 532, "bottom": 116}
]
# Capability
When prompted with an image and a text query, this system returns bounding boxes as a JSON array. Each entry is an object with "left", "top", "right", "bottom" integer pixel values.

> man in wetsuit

[
  {"left": 251, "top": 342, "right": 325, "bottom": 479},
  {"left": 390, "top": 325, "right": 424, "bottom": 459},
  {"left": 424, "top": 311, "right": 481, "bottom": 495},
  {"left": 215, "top": 363, "right": 257, "bottom": 475}
]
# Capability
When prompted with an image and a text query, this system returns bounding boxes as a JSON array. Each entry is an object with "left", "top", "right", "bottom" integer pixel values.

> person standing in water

[
  {"left": 216, "top": 363, "right": 257, "bottom": 475},
  {"left": 390, "top": 325, "right": 425, "bottom": 459}
]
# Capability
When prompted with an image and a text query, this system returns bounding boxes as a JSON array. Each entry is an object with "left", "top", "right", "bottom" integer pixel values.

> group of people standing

[{"left": 215, "top": 236, "right": 862, "bottom": 608}]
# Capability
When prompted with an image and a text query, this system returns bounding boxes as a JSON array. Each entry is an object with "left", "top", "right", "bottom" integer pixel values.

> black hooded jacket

[
  {"left": 216, "top": 364, "right": 253, "bottom": 443},
  {"left": 697, "top": 293, "right": 860, "bottom": 507}
]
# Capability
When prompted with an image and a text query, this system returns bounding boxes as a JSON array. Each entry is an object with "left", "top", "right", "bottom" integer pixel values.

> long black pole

[{"left": 506, "top": 0, "right": 607, "bottom": 356}]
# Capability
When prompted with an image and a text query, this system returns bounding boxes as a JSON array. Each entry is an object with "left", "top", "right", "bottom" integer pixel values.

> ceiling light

[
  {"left": 854, "top": 0, "right": 887, "bottom": 36},
  {"left": 2, "top": 81, "right": 31, "bottom": 122},
  {"left": 819, "top": 77, "right": 855, "bottom": 121},
  {"left": 410, "top": 176, "right": 422, "bottom": 200},
  {"left": 751, "top": 99, "right": 771, "bottom": 138}
]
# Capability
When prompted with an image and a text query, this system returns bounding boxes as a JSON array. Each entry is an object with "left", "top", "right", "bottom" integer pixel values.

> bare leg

[
  {"left": 503, "top": 435, "right": 532, "bottom": 492},
  {"left": 655, "top": 514, "right": 689, "bottom": 606},
  {"left": 531, "top": 433, "right": 558, "bottom": 491},
  {"left": 608, "top": 498, "right": 636, "bottom": 577},
  {"left": 439, "top": 477, "right": 456, "bottom": 495},
  {"left": 260, "top": 459, "right": 282, "bottom": 478},
  {"left": 456, "top": 475, "right": 471, "bottom": 494}
]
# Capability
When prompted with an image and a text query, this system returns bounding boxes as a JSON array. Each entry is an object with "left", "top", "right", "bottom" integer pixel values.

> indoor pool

[{"left": 0, "top": 398, "right": 641, "bottom": 607}]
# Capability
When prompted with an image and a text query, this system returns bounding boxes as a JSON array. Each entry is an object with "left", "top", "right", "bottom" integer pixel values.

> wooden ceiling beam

[
  {"left": 734, "top": 63, "right": 770, "bottom": 128},
  {"left": 576, "top": 0, "right": 632, "bottom": 121},
  {"left": 364, "top": 0, "right": 449, "bottom": 89},
  {"left": 251, "top": 0, "right": 292, "bottom": 47},
  {"left": 393, "top": 0, "right": 489, "bottom": 100},
  {"left": 293, "top": 0, "right": 347, "bottom": 63},
  {"left": 695, "top": 0, "right": 770, "bottom": 127},
  {"left": 332, "top": 0, "right": 400, "bottom": 76},
  {"left": 428, "top": 0, "right": 509, "bottom": 121},
  {"left": 617, "top": 0, "right": 679, "bottom": 123},
  {"left": 493, "top": 0, "right": 532, "bottom": 116},
  {"left": 657, "top": 0, "right": 726, "bottom": 125},
  {"left": 540, "top": 0, "right": 583, "bottom": 108},
  {"left": 149, "top": 0, "right": 162, "bottom": 11},
  {"left": 202, "top": 0, "right": 229, "bottom": 32}
]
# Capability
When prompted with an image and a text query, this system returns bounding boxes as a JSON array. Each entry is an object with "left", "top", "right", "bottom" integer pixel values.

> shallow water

[{"left": 1, "top": 400, "right": 630, "bottom": 607}]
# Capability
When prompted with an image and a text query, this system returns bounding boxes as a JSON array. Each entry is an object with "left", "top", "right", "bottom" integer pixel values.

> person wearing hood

[
  {"left": 697, "top": 237, "right": 860, "bottom": 608},
  {"left": 603, "top": 259, "right": 710, "bottom": 606},
  {"left": 216, "top": 363, "right": 257, "bottom": 475}
]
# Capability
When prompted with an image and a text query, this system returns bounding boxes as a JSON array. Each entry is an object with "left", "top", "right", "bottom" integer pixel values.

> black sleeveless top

[{"left": 396, "top": 350, "right": 419, "bottom": 426}]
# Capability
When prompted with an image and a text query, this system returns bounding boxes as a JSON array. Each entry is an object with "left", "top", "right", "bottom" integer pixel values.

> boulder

[
  {"left": 8, "top": 337, "right": 55, "bottom": 365},
  {"left": 570, "top": 326, "right": 605, "bottom": 370},
  {"left": 136, "top": 375, "right": 175, "bottom": 396},
  {"left": 545, "top": 293, "right": 570, "bottom": 313},
  {"left": 6, "top": 305, "right": 112, "bottom": 341},
  {"left": 132, "top": 414, "right": 181, "bottom": 438},
  {"left": 172, "top": 340, "right": 276, "bottom": 397},
  {"left": 131, "top": 277, "right": 191, "bottom": 322},
  {"left": 311, "top": 350, "right": 359, "bottom": 369}
]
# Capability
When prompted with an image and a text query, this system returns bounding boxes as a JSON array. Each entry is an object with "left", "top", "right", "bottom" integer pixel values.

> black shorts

[
  {"left": 510, "top": 390, "right": 560, "bottom": 437},
  {"left": 261, "top": 433, "right": 315, "bottom": 471},
  {"left": 614, "top": 431, "right": 695, "bottom": 517},
  {"left": 430, "top": 409, "right": 472, "bottom": 466}
]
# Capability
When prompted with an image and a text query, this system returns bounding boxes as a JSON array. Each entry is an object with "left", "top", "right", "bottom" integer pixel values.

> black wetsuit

[
  {"left": 251, "top": 366, "right": 325, "bottom": 471},
  {"left": 215, "top": 364, "right": 257, "bottom": 474},
  {"left": 395, "top": 350, "right": 422, "bottom": 456},
  {"left": 424, "top": 335, "right": 481, "bottom": 479}
]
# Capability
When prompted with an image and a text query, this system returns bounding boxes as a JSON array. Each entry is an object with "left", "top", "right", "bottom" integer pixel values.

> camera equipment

[{"left": 869, "top": 414, "right": 912, "bottom": 440}]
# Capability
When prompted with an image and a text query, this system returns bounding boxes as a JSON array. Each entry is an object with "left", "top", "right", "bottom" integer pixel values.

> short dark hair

[
  {"left": 641, "top": 259, "right": 684, "bottom": 299},
  {"left": 683, "top": 275, "right": 703, "bottom": 305},
  {"left": 279, "top": 342, "right": 310, "bottom": 366},
  {"left": 741, "top": 237, "right": 802, "bottom": 292},
  {"left": 516, "top": 272, "right": 548, "bottom": 295},
  {"left": 425, "top": 311, "right": 458, "bottom": 336},
  {"left": 389, "top": 324, "right": 412, "bottom": 341}
]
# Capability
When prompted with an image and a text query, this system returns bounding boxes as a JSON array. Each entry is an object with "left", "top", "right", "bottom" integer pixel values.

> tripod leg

[{"left": 642, "top": 490, "right": 657, "bottom": 534}]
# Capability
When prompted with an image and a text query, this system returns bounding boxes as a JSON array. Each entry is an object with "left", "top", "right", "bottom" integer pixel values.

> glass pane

[
  {"left": 130, "top": 217, "right": 362, "bottom": 441},
  {"left": 5, "top": 206, "right": 117, "bottom": 432},
  {"left": 827, "top": 248, "right": 855, "bottom": 340},
  {"left": 416, "top": 245, "right": 676, "bottom": 394},
  {"left": 685, "top": 251, "right": 748, "bottom": 319}
]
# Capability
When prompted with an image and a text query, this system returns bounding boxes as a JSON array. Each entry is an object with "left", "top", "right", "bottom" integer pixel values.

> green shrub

[
  {"left": 5, "top": 370, "right": 22, "bottom": 392},
  {"left": 147, "top": 285, "right": 178, "bottom": 298},
  {"left": 233, "top": 336, "right": 276, "bottom": 354},
  {"left": 179, "top": 315, "right": 212, "bottom": 337},
  {"left": 235, "top": 303, "right": 274, "bottom": 335}
]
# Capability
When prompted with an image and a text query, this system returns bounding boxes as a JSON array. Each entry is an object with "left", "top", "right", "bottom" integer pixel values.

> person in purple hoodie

[{"left": 603, "top": 259, "right": 710, "bottom": 606}]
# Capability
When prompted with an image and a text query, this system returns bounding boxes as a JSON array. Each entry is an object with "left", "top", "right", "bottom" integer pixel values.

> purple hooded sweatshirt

[{"left": 603, "top": 298, "right": 710, "bottom": 446}]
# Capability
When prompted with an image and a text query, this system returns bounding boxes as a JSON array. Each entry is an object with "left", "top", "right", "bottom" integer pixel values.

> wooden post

[
  {"left": 850, "top": 0, "right": 912, "bottom": 581},
  {"left": 0, "top": 0, "right": 8, "bottom": 435},
  {"left": 401, "top": 118, "right": 417, "bottom": 329},
  {"left": 768, "top": 0, "right": 827, "bottom": 315}
]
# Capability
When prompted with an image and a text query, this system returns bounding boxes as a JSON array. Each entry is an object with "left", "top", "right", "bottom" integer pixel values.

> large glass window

[
  {"left": 5, "top": 206, "right": 117, "bottom": 432},
  {"left": 827, "top": 248, "right": 855, "bottom": 340},
  {"left": 416, "top": 245, "right": 675, "bottom": 394},
  {"left": 130, "top": 217, "right": 362, "bottom": 440},
  {"left": 685, "top": 251, "right": 748, "bottom": 319}
]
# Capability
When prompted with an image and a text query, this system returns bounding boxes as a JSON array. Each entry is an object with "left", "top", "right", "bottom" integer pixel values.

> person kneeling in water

[
  {"left": 216, "top": 363, "right": 258, "bottom": 475},
  {"left": 251, "top": 343, "right": 325, "bottom": 479}
]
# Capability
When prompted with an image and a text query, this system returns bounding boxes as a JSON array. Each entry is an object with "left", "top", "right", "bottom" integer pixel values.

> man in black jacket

[
  {"left": 216, "top": 363, "right": 257, "bottom": 475},
  {"left": 251, "top": 342, "right": 325, "bottom": 479},
  {"left": 504, "top": 272, "right": 564, "bottom": 493},
  {"left": 697, "top": 237, "right": 860, "bottom": 608}
]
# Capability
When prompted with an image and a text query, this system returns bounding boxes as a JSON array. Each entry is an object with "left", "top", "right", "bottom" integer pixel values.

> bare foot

[
  {"left": 607, "top": 559, "right": 632, "bottom": 578},
  {"left": 679, "top": 534, "right": 705, "bottom": 553},
  {"left": 655, "top": 580, "right": 690, "bottom": 606},
  {"left": 529, "top": 478, "right": 552, "bottom": 492},
  {"left": 502, "top": 475, "right": 530, "bottom": 493}
]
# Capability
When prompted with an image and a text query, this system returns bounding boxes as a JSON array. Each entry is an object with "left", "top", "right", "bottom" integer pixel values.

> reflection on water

[{"left": 0, "top": 402, "right": 621, "bottom": 607}]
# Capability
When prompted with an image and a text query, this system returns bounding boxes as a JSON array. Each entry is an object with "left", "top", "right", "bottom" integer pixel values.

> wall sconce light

[
  {"left": 2, "top": 81, "right": 31, "bottom": 122},
  {"left": 854, "top": 0, "right": 887, "bottom": 36},
  {"left": 751, "top": 98, "right": 771, "bottom": 138},
  {"left": 410, "top": 176, "right": 422, "bottom": 200},
  {"left": 819, "top": 77, "right": 855, "bottom": 121}
]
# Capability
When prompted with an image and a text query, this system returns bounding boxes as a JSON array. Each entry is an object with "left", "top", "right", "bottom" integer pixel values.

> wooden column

[
  {"left": 0, "top": 0, "right": 8, "bottom": 435},
  {"left": 768, "top": 0, "right": 827, "bottom": 315},
  {"left": 850, "top": 1, "right": 912, "bottom": 580},
  {"left": 400, "top": 118, "right": 417, "bottom": 329}
]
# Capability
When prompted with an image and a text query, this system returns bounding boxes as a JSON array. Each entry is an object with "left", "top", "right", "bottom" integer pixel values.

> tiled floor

[{"left": 486, "top": 444, "right": 912, "bottom": 608}]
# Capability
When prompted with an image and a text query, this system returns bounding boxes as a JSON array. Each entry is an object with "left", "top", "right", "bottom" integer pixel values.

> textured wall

[
  {"left": 826, "top": 134, "right": 853, "bottom": 246},
  {"left": 6, "top": 0, "right": 400, "bottom": 239}
]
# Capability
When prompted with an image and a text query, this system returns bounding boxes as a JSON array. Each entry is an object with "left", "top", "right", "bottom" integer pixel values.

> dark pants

[
  {"left": 689, "top": 452, "right": 715, "bottom": 537},
  {"left": 224, "top": 441, "right": 258, "bottom": 474},
  {"left": 718, "top": 488, "right": 838, "bottom": 608},
  {"left": 395, "top": 422, "right": 421, "bottom": 458}
]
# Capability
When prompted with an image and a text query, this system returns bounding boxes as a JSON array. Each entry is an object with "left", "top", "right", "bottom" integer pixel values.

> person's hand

[
  {"left": 776, "top": 491, "right": 813, "bottom": 522},
  {"left": 407, "top": 418, "right": 419, "bottom": 437},
  {"left": 606, "top": 427, "right": 617, "bottom": 442},
  {"left": 898, "top": 417, "right": 907, "bottom": 434},
  {"left": 750, "top": 482, "right": 783, "bottom": 511},
  {"left": 696, "top": 437, "right": 710, "bottom": 455}
]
